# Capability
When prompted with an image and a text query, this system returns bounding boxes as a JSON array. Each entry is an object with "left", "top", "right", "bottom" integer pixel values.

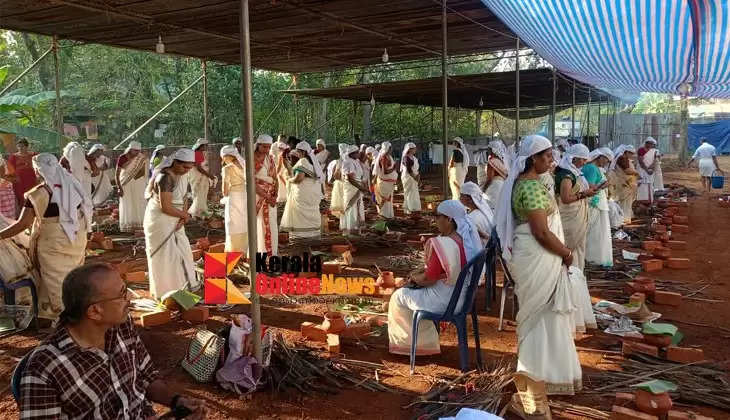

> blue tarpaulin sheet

[{"left": 688, "top": 120, "right": 730, "bottom": 154}]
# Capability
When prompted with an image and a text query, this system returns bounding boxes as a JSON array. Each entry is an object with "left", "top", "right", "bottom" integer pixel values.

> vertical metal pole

[
  {"left": 293, "top": 74, "right": 299, "bottom": 138},
  {"left": 613, "top": 99, "right": 618, "bottom": 146},
  {"left": 679, "top": 95, "right": 689, "bottom": 163},
  {"left": 239, "top": 0, "right": 261, "bottom": 361},
  {"left": 571, "top": 80, "right": 576, "bottom": 140},
  {"left": 202, "top": 60, "right": 209, "bottom": 140},
  {"left": 490, "top": 111, "right": 495, "bottom": 139},
  {"left": 586, "top": 88, "right": 592, "bottom": 141},
  {"left": 551, "top": 68, "right": 556, "bottom": 143},
  {"left": 515, "top": 39, "right": 520, "bottom": 146},
  {"left": 441, "top": 0, "right": 449, "bottom": 199},
  {"left": 351, "top": 100, "right": 356, "bottom": 139},
  {"left": 53, "top": 35, "right": 62, "bottom": 149},
  {"left": 597, "top": 99, "right": 602, "bottom": 146}
]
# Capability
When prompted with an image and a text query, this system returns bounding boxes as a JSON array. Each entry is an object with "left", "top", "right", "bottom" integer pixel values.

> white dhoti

[
  {"left": 188, "top": 168, "right": 211, "bottom": 218},
  {"left": 281, "top": 161, "right": 322, "bottom": 239},
  {"left": 119, "top": 176, "right": 147, "bottom": 232},
  {"left": 586, "top": 191, "right": 613, "bottom": 267},
  {"left": 91, "top": 169, "right": 113, "bottom": 206},
  {"left": 699, "top": 157, "right": 716, "bottom": 177},
  {"left": 402, "top": 172, "right": 421, "bottom": 214},
  {"left": 449, "top": 164, "right": 467, "bottom": 200},
  {"left": 341, "top": 182, "right": 364, "bottom": 235},
  {"left": 375, "top": 174, "right": 396, "bottom": 218}
]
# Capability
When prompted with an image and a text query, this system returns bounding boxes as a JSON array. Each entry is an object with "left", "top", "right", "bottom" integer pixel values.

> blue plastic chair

[
  {"left": 483, "top": 230, "right": 518, "bottom": 329},
  {"left": 409, "top": 247, "right": 488, "bottom": 374},
  {"left": 0, "top": 275, "right": 39, "bottom": 330},
  {"left": 11, "top": 352, "right": 30, "bottom": 402}
]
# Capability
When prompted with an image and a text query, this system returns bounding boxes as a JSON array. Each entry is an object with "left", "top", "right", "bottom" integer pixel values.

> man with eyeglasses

[{"left": 18, "top": 263, "right": 206, "bottom": 419}]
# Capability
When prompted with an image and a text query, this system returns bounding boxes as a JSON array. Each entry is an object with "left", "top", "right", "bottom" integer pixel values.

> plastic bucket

[{"left": 711, "top": 171, "right": 725, "bottom": 189}]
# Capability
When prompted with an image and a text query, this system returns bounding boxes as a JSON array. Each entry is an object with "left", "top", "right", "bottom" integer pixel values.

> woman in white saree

[
  {"left": 0, "top": 154, "right": 91, "bottom": 321},
  {"left": 61, "top": 142, "right": 92, "bottom": 199},
  {"left": 484, "top": 140, "right": 509, "bottom": 213},
  {"left": 115, "top": 141, "right": 149, "bottom": 233},
  {"left": 388, "top": 200, "right": 480, "bottom": 357},
  {"left": 607, "top": 145, "right": 638, "bottom": 224},
  {"left": 637, "top": 137, "right": 658, "bottom": 203},
  {"left": 400, "top": 142, "right": 421, "bottom": 215},
  {"left": 448, "top": 137, "right": 470, "bottom": 200},
  {"left": 281, "top": 141, "right": 324, "bottom": 239},
  {"left": 495, "top": 135, "right": 581, "bottom": 418},
  {"left": 373, "top": 141, "right": 398, "bottom": 218},
  {"left": 339, "top": 145, "right": 369, "bottom": 236},
  {"left": 220, "top": 146, "right": 248, "bottom": 254},
  {"left": 329, "top": 144, "right": 347, "bottom": 218},
  {"left": 253, "top": 134, "right": 279, "bottom": 255},
  {"left": 188, "top": 138, "right": 216, "bottom": 218},
  {"left": 583, "top": 148, "right": 614, "bottom": 267},
  {"left": 144, "top": 148, "right": 200, "bottom": 299},
  {"left": 274, "top": 141, "right": 291, "bottom": 206},
  {"left": 88, "top": 144, "right": 113, "bottom": 206}
]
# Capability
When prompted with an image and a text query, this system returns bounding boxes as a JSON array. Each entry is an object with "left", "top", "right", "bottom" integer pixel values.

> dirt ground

[{"left": 1, "top": 158, "right": 729, "bottom": 419}]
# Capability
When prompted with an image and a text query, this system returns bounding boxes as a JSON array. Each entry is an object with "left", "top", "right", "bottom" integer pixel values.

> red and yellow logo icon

[{"left": 203, "top": 252, "right": 250, "bottom": 304}]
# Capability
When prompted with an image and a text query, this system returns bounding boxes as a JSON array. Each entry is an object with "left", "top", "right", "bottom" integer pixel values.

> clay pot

[
  {"left": 208, "top": 218, "right": 223, "bottom": 229},
  {"left": 377, "top": 271, "right": 395, "bottom": 288},
  {"left": 91, "top": 231, "right": 105, "bottom": 242},
  {"left": 331, "top": 244, "right": 350, "bottom": 254},
  {"left": 322, "top": 311, "right": 346, "bottom": 333},
  {"left": 635, "top": 390, "right": 672, "bottom": 416},
  {"left": 196, "top": 237, "right": 211, "bottom": 251},
  {"left": 279, "top": 232, "right": 289, "bottom": 244}
]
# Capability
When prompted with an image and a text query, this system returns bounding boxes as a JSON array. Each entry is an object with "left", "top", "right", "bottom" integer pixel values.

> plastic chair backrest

[{"left": 440, "top": 247, "right": 489, "bottom": 320}]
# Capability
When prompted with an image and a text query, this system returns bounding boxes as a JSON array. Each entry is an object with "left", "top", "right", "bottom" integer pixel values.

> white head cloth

[
  {"left": 365, "top": 146, "right": 376, "bottom": 157},
  {"left": 558, "top": 143, "right": 590, "bottom": 177},
  {"left": 374, "top": 144, "right": 381, "bottom": 151},
  {"left": 255, "top": 134, "right": 273, "bottom": 145},
  {"left": 220, "top": 145, "right": 246, "bottom": 171},
  {"left": 87, "top": 144, "right": 105, "bottom": 156},
  {"left": 33, "top": 153, "right": 92, "bottom": 242},
  {"left": 296, "top": 141, "right": 324, "bottom": 181},
  {"left": 326, "top": 160, "right": 338, "bottom": 183},
  {"left": 62, "top": 141, "right": 87, "bottom": 177},
  {"left": 192, "top": 138, "right": 208, "bottom": 151},
  {"left": 610, "top": 144, "right": 636, "bottom": 171},
  {"left": 400, "top": 142, "right": 417, "bottom": 173},
  {"left": 556, "top": 138, "right": 569, "bottom": 150},
  {"left": 316, "top": 139, "right": 326, "bottom": 148},
  {"left": 146, "top": 148, "right": 195, "bottom": 199},
  {"left": 372, "top": 141, "right": 392, "bottom": 177},
  {"left": 232, "top": 137, "right": 242, "bottom": 145},
  {"left": 495, "top": 135, "right": 553, "bottom": 261},
  {"left": 461, "top": 181, "right": 495, "bottom": 228},
  {"left": 150, "top": 144, "right": 165, "bottom": 161},
  {"left": 359, "top": 144, "right": 367, "bottom": 153},
  {"left": 124, "top": 140, "right": 142, "bottom": 155},
  {"left": 436, "top": 200, "right": 482, "bottom": 262},
  {"left": 488, "top": 140, "right": 508, "bottom": 164},
  {"left": 597, "top": 147, "right": 614, "bottom": 162},
  {"left": 645, "top": 136, "right": 657, "bottom": 145},
  {"left": 452, "top": 137, "right": 470, "bottom": 167},
  {"left": 276, "top": 141, "right": 290, "bottom": 150},
  {"left": 337, "top": 143, "right": 348, "bottom": 160}
]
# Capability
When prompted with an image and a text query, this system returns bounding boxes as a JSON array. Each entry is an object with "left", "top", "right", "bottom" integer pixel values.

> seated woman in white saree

[
  {"left": 400, "top": 142, "right": 421, "bottom": 215},
  {"left": 144, "top": 148, "right": 201, "bottom": 299},
  {"left": 495, "top": 135, "right": 582, "bottom": 418},
  {"left": 484, "top": 140, "right": 509, "bottom": 213},
  {"left": 555, "top": 144, "right": 597, "bottom": 271},
  {"left": 607, "top": 145, "right": 638, "bottom": 224},
  {"left": 373, "top": 141, "right": 398, "bottom": 218},
  {"left": 188, "top": 138, "right": 216, "bottom": 218},
  {"left": 388, "top": 200, "right": 480, "bottom": 357},
  {"left": 637, "top": 137, "right": 658, "bottom": 203},
  {"left": 281, "top": 141, "right": 324, "bottom": 239},
  {"left": 220, "top": 146, "right": 248, "bottom": 254},
  {"left": 0, "top": 154, "right": 91, "bottom": 321},
  {"left": 460, "top": 181, "right": 494, "bottom": 247},
  {"left": 583, "top": 148, "right": 614, "bottom": 267},
  {"left": 338, "top": 145, "right": 369, "bottom": 236},
  {"left": 448, "top": 137, "right": 470, "bottom": 200}
]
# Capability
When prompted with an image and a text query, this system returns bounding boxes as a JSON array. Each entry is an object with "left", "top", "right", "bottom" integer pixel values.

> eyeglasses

[{"left": 88, "top": 283, "right": 129, "bottom": 307}]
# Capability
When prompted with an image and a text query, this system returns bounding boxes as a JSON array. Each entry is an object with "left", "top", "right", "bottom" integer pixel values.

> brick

[
  {"left": 643, "top": 334, "right": 672, "bottom": 348},
  {"left": 641, "top": 241, "right": 661, "bottom": 251},
  {"left": 322, "top": 262, "right": 342, "bottom": 274},
  {"left": 340, "top": 323, "right": 372, "bottom": 339},
  {"left": 655, "top": 232, "right": 670, "bottom": 242},
  {"left": 673, "top": 215, "right": 688, "bottom": 224},
  {"left": 652, "top": 247, "right": 672, "bottom": 259},
  {"left": 652, "top": 291, "right": 682, "bottom": 306},
  {"left": 182, "top": 306, "right": 209, "bottom": 323},
  {"left": 674, "top": 201, "right": 689, "bottom": 208},
  {"left": 622, "top": 341, "right": 659, "bottom": 357},
  {"left": 141, "top": 310, "right": 172, "bottom": 327},
  {"left": 300, "top": 322, "right": 328, "bottom": 342},
  {"left": 611, "top": 405, "right": 658, "bottom": 420},
  {"left": 208, "top": 243, "right": 225, "bottom": 253},
  {"left": 634, "top": 276, "right": 655, "bottom": 285},
  {"left": 192, "top": 249, "right": 203, "bottom": 260},
  {"left": 653, "top": 224, "right": 667, "bottom": 233},
  {"left": 615, "top": 392, "right": 636, "bottom": 406},
  {"left": 326, "top": 334, "right": 341, "bottom": 353},
  {"left": 630, "top": 293, "right": 646, "bottom": 305},
  {"left": 661, "top": 218, "right": 674, "bottom": 226},
  {"left": 638, "top": 254, "right": 655, "bottom": 262},
  {"left": 665, "top": 241, "right": 687, "bottom": 250},
  {"left": 667, "top": 258, "right": 690, "bottom": 269},
  {"left": 625, "top": 282, "right": 656, "bottom": 295},
  {"left": 672, "top": 224, "right": 690, "bottom": 233},
  {"left": 675, "top": 206, "right": 689, "bottom": 216},
  {"left": 642, "top": 259, "right": 664, "bottom": 273},
  {"left": 125, "top": 271, "right": 147, "bottom": 284},
  {"left": 666, "top": 346, "right": 706, "bottom": 364},
  {"left": 668, "top": 410, "right": 713, "bottom": 420}
]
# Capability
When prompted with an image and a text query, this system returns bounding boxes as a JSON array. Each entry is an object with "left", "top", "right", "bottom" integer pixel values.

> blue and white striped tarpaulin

[{"left": 481, "top": 0, "right": 730, "bottom": 98}]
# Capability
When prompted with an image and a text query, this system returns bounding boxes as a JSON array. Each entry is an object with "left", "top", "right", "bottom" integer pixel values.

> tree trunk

[
  {"left": 20, "top": 33, "right": 53, "bottom": 91},
  {"left": 318, "top": 74, "right": 330, "bottom": 139}
]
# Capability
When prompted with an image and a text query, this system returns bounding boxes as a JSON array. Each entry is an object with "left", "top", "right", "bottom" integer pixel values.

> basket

[{"left": 711, "top": 170, "right": 725, "bottom": 189}]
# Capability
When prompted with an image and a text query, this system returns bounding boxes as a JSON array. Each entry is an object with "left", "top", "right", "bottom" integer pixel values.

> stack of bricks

[
  {"left": 610, "top": 392, "right": 715, "bottom": 420},
  {"left": 300, "top": 321, "right": 372, "bottom": 354}
]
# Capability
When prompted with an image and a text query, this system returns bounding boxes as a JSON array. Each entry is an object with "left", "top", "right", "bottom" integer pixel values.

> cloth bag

[{"left": 181, "top": 328, "right": 225, "bottom": 382}]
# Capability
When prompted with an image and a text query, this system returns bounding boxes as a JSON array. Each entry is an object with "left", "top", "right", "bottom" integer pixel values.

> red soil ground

[{"left": 0, "top": 160, "right": 729, "bottom": 419}]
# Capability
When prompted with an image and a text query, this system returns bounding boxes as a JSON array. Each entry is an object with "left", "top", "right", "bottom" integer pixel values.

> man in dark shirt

[{"left": 19, "top": 263, "right": 206, "bottom": 419}]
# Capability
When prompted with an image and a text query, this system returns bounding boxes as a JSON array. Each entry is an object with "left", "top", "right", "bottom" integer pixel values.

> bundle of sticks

[
  {"left": 587, "top": 353, "right": 730, "bottom": 410},
  {"left": 265, "top": 334, "right": 394, "bottom": 394}
]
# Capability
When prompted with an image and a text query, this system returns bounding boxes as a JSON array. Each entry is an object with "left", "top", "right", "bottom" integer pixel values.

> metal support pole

[
  {"left": 53, "top": 36, "right": 62, "bottom": 148},
  {"left": 351, "top": 100, "right": 357, "bottom": 139},
  {"left": 550, "top": 68, "right": 556, "bottom": 143},
  {"left": 293, "top": 74, "right": 299, "bottom": 138},
  {"left": 613, "top": 99, "right": 618, "bottom": 146},
  {"left": 114, "top": 75, "right": 203, "bottom": 150},
  {"left": 515, "top": 39, "right": 520, "bottom": 146},
  {"left": 679, "top": 96, "right": 689, "bottom": 164},
  {"left": 0, "top": 46, "right": 53, "bottom": 98},
  {"left": 571, "top": 80, "right": 576, "bottom": 139},
  {"left": 586, "top": 88, "right": 592, "bottom": 141},
  {"left": 597, "top": 100, "right": 602, "bottom": 146},
  {"left": 202, "top": 60, "right": 209, "bottom": 140},
  {"left": 441, "top": 0, "right": 449, "bottom": 199},
  {"left": 240, "top": 0, "right": 261, "bottom": 361}
]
